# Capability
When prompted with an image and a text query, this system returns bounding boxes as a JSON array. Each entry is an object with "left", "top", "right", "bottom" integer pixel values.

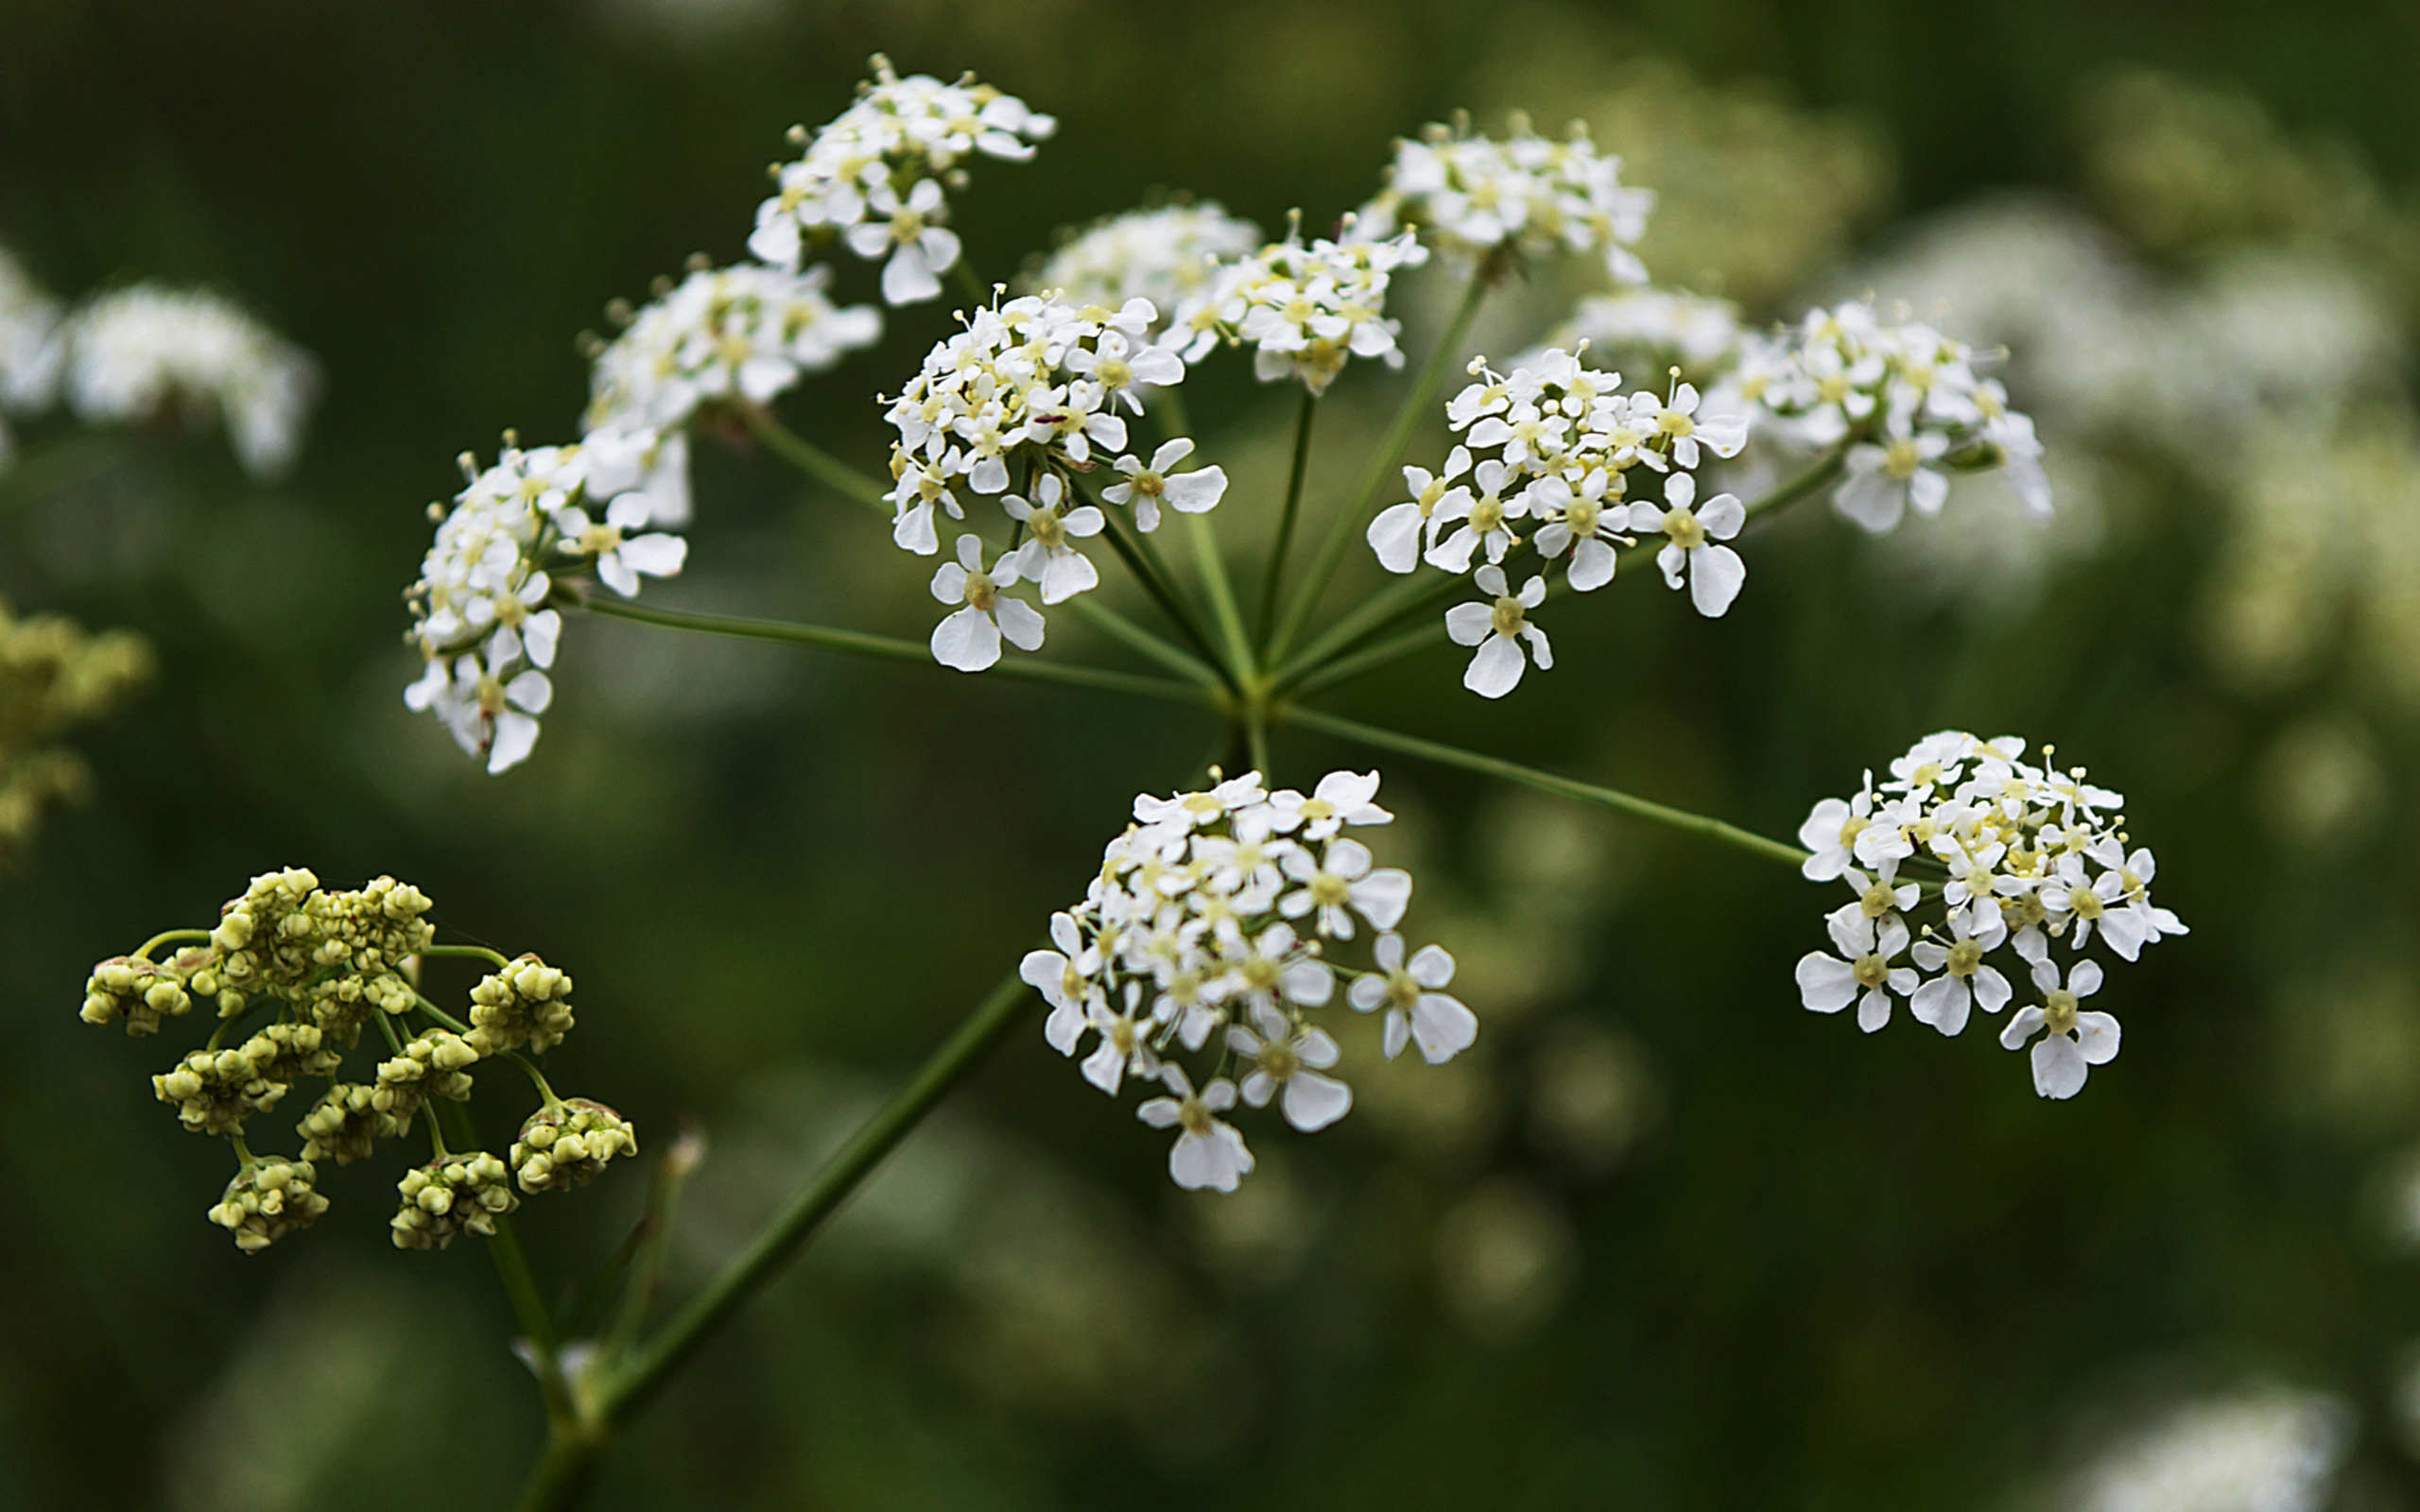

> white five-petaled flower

[
  {"left": 1444, "top": 565, "right": 1551, "bottom": 698},
  {"left": 1022, "top": 911, "right": 1104, "bottom": 1055},
  {"left": 1278, "top": 838, "right": 1411, "bottom": 939},
  {"left": 1837, "top": 414, "right": 1952, "bottom": 534},
  {"left": 929, "top": 534, "right": 1046, "bottom": 672},
  {"left": 1528, "top": 470, "right": 1630, "bottom": 591},
  {"left": 1795, "top": 908, "right": 1918, "bottom": 1033},
  {"left": 1025, "top": 203, "right": 1264, "bottom": 334},
  {"left": 1629, "top": 380, "right": 1748, "bottom": 472},
  {"left": 1264, "top": 769, "right": 1392, "bottom": 840},
  {"left": 1099, "top": 437, "right": 1228, "bottom": 531},
  {"left": 1350, "top": 932, "right": 1475, "bottom": 1063},
  {"left": 1136, "top": 1066, "right": 1254, "bottom": 1192},
  {"left": 551, "top": 493, "right": 689, "bottom": 597},
  {"left": 1797, "top": 774, "right": 1909, "bottom": 882},
  {"left": 1368, "top": 448, "right": 1474, "bottom": 573},
  {"left": 1908, "top": 915, "right": 2014, "bottom": 1037},
  {"left": 1999, "top": 958, "right": 2118, "bottom": 1099},
  {"left": 1424, "top": 457, "right": 1528, "bottom": 573},
  {"left": 1626, "top": 472, "right": 1746, "bottom": 618},
  {"left": 1229, "top": 1005, "right": 1354, "bottom": 1131},
  {"left": 1001, "top": 473, "right": 1104, "bottom": 605}
]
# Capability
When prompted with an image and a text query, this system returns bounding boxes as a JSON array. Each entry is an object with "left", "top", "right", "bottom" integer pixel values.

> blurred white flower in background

[
  {"left": 60, "top": 284, "right": 318, "bottom": 478},
  {"left": 2069, "top": 1387, "right": 2347, "bottom": 1512}
]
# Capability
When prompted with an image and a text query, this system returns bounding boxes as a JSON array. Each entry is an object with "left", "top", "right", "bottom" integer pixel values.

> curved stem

[
  {"left": 134, "top": 928, "right": 212, "bottom": 960},
  {"left": 1265, "top": 258, "right": 1495, "bottom": 666},
  {"left": 594, "top": 970, "right": 1035, "bottom": 1423},
  {"left": 744, "top": 408, "right": 891, "bottom": 514},
  {"left": 1255, "top": 390, "right": 1319, "bottom": 648},
  {"left": 422, "top": 942, "right": 513, "bottom": 969},
  {"left": 577, "top": 595, "right": 1209, "bottom": 707},
  {"left": 1285, "top": 706, "right": 1809, "bottom": 869}
]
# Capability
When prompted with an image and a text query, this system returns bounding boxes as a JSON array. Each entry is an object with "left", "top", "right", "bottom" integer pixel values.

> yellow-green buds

[
  {"left": 0, "top": 599, "right": 151, "bottom": 876},
  {"left": 152, "top": 1022, "right": 340, "bottom": 1134},
  {"left": 512, "top": 1099, "right": 638, "bottom": 1194},
  {"left": 372, "top": 1029, "right": 481, "bottom": 1124},
  {"left": 81, "top": 953, "right": 202, "bottom": 1036},
  {"left": 208, "top": 1157, "right": 329, "bottom": 1253},
  {"left": 296, "top": 1082, "right": 395, "bottom": 1165},
  {"left": 390, "top": 1151, "right": 518, "bottom": 1250},
  {"left": 466, "top": 954, "right": 576, "bottom": 1055}
]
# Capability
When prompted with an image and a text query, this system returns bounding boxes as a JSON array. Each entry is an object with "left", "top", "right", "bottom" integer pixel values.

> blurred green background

[{"left": 6, "top": 0, "right": 2420, "bottom": 1506}]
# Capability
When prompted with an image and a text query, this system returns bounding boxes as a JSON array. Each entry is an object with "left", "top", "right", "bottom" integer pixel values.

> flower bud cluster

[
  {"left": 1388, "top": 348, "right": 1752, "bottom": 697},
  {"left": 1360, "top": 114, "right": 1653, "bottom": 284},
  {"left": 1730, "top": 300, "right": 2051, "bottom": 530},
  {"left": 209, "top": 1158, "right": 330, "bottom": 1254},
  {"left": 1167, "top": 226, "right": 1427, "bottom": 395},
  {"left": 465, "top": 954, "right": 576, "bottom": 1055},
  {"left": 510, "top": 1099, "right": 638, "bottom": 1194},
  {"left": 0, "top": 598, "right": 151, "bottom": 873},
  {"left": 403, "top": 430, "right": 689, "bottom": 773},
  {"left": 1792, "top": 731, "right": 2188, "bottom": 1099},
  {"left": 880, "top": 292, "right": 1227, "bottom": 670},
  {"left": 82, "top": 868, "right": 633, "bottom": 1250},
  {"left": 390, "top": 1151, "right": 519, "bottom": 1250},
  {"left": 1022, "top": 768, "right": 1475, "bottom": 1193},
  {"left": 584, "top": 260, "right": 882, "bottom": 441},
  {"left": 749, "top": 55, "right": 1056, "bottom": 306},
  {"left": 1026, "top": 203, "right": 1263, "bottom": 340}
]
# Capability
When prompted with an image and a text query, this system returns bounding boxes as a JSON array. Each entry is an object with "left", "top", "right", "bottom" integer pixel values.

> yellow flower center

[{"left": 1663, "top": 506, "right": 1705, "bottom": 550}]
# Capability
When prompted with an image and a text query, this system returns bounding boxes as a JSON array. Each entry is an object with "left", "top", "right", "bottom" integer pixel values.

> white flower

[
  {"left": 1229, "top": 1005, "right": 1353, "bottom": 1132},
  {"left": 1027, "top": 203, "right": 1263, "bottom": 333},
  {"left": 1424, "top": 458, "right": 1528, "bottom": 573},
  {"left": 59, "top": 284, "right": 316, "bottom": 476},
  {"left": 1907, "top": 916, "right": 2013, "bottom": 1037},
  {"left": 1360, "top": 117, "right": 1653, "bottom": 283},
  {"left": 1172, "top": 227, "right": 1426, "bottom": 394},
  {"left": 1132, "top": 768, "right": 1268, "bottom": 831},
  {"left": 1837, "top": 415, "right": 1951, "bottom": 533},
  {"left": 1528, "top": 469, "right": 1629, "bottom": 592},
  {"left": 1264, "top": 769, "right": 1392, "bottom": 840},
  {"left": 1099, "top": 437, "right": 1228, "bottom": 532},
  {"left": 1547, "top": 288, "right": 1741, "bottom": 372},
  {"left": 1629, "top": 381, "right": 1747, "bottom": 471},
  {"left": 1444, "top": 565, "right": 1551, "bottom": 697},
  {"left": 749, "top": 56, "right": 1053, "bottom": 304},
  {"left": 1794, "top": 909, "right": 1917, "bottom": 1033},
  {"left": 406, "top": 648, "right": 554, "bottom": 776},
  {"left": 1000, "top": 473, "right": 1104, "bottom": 605},
  {"left": 1278, "top": 838, "right": 1411, "bottom": 939},
  {"left": 1135, "top": 1066, "right": 1254, "bottom": 1192},
  {"left": 1794, "top": 774, "right": 1904, "bottom": 883},
  {"left": 1999, "top": 958, "right": 2118, "bottom": 1099},
  {"left": 1349, "top": 932, "right": 1476, "bottom": 1063},
  {"left": 1079, "top": 988, "right": 1160, "bottom": 1095},
  {"left": 1367, "top": 449, "right": 1473, "bottom": 573},
  {"left": 928, "top": 534, "right": 1046, "bottom": 671},
  {"left": 585, "top": 261, "right": 879, "bottom": 438},
  {"left": 1021, "top": 911, "right": 1103, "bottom": 1055},
  {"left": 1626, "top": 472, "right": 1746, "bottom": 617},
  {"left": 552, "top": 493, "right": 689, "bottom": 597},
  {"left": 0, "top": 248, "right": 63, "bottom": 420}
]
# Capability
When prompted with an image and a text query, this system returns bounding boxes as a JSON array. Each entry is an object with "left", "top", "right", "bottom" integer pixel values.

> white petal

[
  {"left": 930, "top": 606, "right": 1001, "bottom": 671},
  {"left": 1999, "top": 1005, "right": 2046, "bottom": 1051},
  {"left": 2074, "top": 1011, "right": 2121, "bottom": 1065},
  {"left": 1686, "top": 544, "right": 1745, "bottom": 617},
  {"left": 1444, "top": 602, "right": 1494, "bottom": 647},
  {"left": 2031, "top": 1035, "right": 2087, "bottom": 1099},
  {"left": 1911, "top": 976, "right": 1970, "bottom": 1037},
  {"left": 1795, "top": 954, "right": 1857, "bottom": 1013},
  {"left": 1408, "top": 944, "right": 1455, "bottom": 988},
  {"left": 1281, "top": 1070, "right": 1353, "bottom": 1131},
  {"left": 1411, "top": 994, "right": 1478, "bottom": 1063},
  {"left": 1464, "top": 636, "right": 1525, "bottom": 698},
  {"left": 994, "top": 596, "right": 1047, "bottom": 652}
]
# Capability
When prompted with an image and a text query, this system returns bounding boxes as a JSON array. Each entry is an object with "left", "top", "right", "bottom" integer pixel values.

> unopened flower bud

[
  {"left": 208, "top": 1157, "right": 329, "bottom": 1253},
  {"left": 511, "top": 1099, "right": 638, "bottom": 1194},
  {"left": 390, "top": 1151, "right": 518, "bottom": 1250}
]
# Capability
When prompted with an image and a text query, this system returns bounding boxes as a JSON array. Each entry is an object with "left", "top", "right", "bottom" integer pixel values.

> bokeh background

[{"left": 6, "top": 0, "right": 2420, "bottom": 1506}]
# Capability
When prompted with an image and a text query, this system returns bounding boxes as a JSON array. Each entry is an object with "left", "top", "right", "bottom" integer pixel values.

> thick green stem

[
  {"left": 577, "top": 594, "right": 1207, "bottom": 707},
  {"left": 744, "top": 408, "right": 892, "bottom": 514},
  {"left": 1265, "top": 258, "right": 1495, "bottom": 665},
  {"left": 1285, "top": 707, "right": 1810, "bottom": 869},
  {"left": 513, "top": 1425, "right": 612, "bottom": 1512},
  {"left": 1088, "top": 505, "right": 1232, "bottom": 684},
  {"left": 1185, "top": 511, "right": 1256, "bottom": 683},
  {"left": 594, "top": 971, "right": 1035, "bottom": 1423},
  {"left": 1255, "top": 390, "right": 1319, "bottom": 647}
]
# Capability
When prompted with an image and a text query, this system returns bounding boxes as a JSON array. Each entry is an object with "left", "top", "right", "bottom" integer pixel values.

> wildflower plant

[{"left": 78, "top": 55, "right": 2188, "bottom": 1509}]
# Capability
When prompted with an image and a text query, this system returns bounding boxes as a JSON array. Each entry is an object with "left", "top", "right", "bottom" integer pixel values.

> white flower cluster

[
  {"left": 1167, "top": 226, "right": 1427, "bottom": 396},
  {"left": 1360, "top": 115, "right": 1653, "bottom": 284},
  {"left": 403, "top": 432, "right": 689, "bottom": 773},
  {"left": 585, "top": 260, "right": 881, "bottom": 441},
  {"left": 1378, "top": 348, "right": 1750, "bottom": 696},
  {"left": 0, "top": 249, "right": 64, "bottom": 469},
  {"left": 1549, "top": 288, "right": 1743, "bottom": 374},
  {"left": 58, "top": 284, "right": 318, "bottom": 478},
  {"left": 881, "top": 292, "right": 1227, "bottom": 669},
  {"left": 747, "top": 55, "right": 1056, "bottom": 305},
  {"left": 1792, "top": 731, "right": 2187, "bottom": 1099},
  {"left": 1020, "top": 769, "right": 1475, "bottom": 1192},
  {"left": 1731, "top": 300, "right": 2050, "bottom": 531},
  {"left": 1026, "top": 202, "right": 1262, "bottom": 339}
]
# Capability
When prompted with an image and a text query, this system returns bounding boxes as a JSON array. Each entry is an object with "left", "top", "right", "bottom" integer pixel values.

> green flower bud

[
  {"left": 372, "top": 1029, "right": 481, "bottom": 1122},
  {"left": 390, "top": 1151, "right": 518, "bottom": 1250},
  {"left": 511, "top": 1099, "right": 638, "bottom": 1194},
  {"left": 296, "top": 1082, "right": 395, "bottom": 1165},
  {"left": 465, "top": 954, "right": 577, "bottom": 1056},
  {"left": 207, "top": 1156, "right": 329, "bottom": 1253}
]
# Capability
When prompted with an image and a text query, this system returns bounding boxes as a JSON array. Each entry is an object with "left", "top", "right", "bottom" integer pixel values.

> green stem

[
  {"left": 1246, "top": 712, "right": 1273, "bottom": 780},
  {"left": 490, "top": 1214, "right": 563, "bottom": 1359},
  {"left": 1087, "top": 505, "right": 1232, "bottom": 685},
  {"left": 595, "top": 970, "right": 1035, "bottom": 1423},
  {"left": 602, "top": 1128, "right": 705, "bottom": 1365},
  {"left": 422, "top": 942, "right": 514, "bottom": 968},
  {"left": 1152, "top": 385, "right": 1194, "bottom": 442},
  {"left": 743, "top": 407, "right": 892, "bottom": 514},
  {"left": 1288, "top": 619, "right": 1450, "bottom": 696},
  {"left": 1061, "top": 597, "right": 1225, "bottom": 690},
  {"left": 1266, "top": 257, "right": 1495, "bottom": 665},
  {"left": 1285, "top": 707, "right": 1810, "bottom": 869},
  {"left": 1185, "top": 512, "right": 1255, "bottom": 682},
  {"left": 577, "top": 595, "right": 1208, "bottom": 707},
  {"left": 134, "top": 928, "right": 211, "bottom": 960},
  {"left": 950, "top": 258, "right": 991, "bottom": 307},
  {"left": 513, "top": 1427, "right": 611, "bottom": 1512},
  {"left": 1255, "top": 390, "right": 1319, "bottom": 648}
]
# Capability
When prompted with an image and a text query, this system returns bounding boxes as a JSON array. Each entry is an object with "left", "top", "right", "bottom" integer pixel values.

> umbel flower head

[
  {"left": 584, "top": 258, "right": 882, "bottom": 444},
  {"left": 1359, "top": 112, "right": 1654, "bottom": 284},
  {"left": 81, "top": 868, "right": 634, "bottom": 1250},
  {"left": 58, "top": 283, "right": 318, "bottom": 478},
  {"left": 748, "top": 54, "right": 1056, "bottom": 305},
  {"left": 1020, "top": 768, "right": 1474, "bottom": 1192},
  {"left": 1026, "top": 201, "right": 1263, "bottom": 338},
  {"left": 1792, "top": 731, "right": 2187, "bottom": 1098},
  {"left": 1167, "top": 220, "right": 1427, "bottom": 395},
  {"left": 403, "top": 430, "right": 688, "bottom": 773},
  {"left": 0, "top": 598, "right": 150, "bottom": 875}
]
